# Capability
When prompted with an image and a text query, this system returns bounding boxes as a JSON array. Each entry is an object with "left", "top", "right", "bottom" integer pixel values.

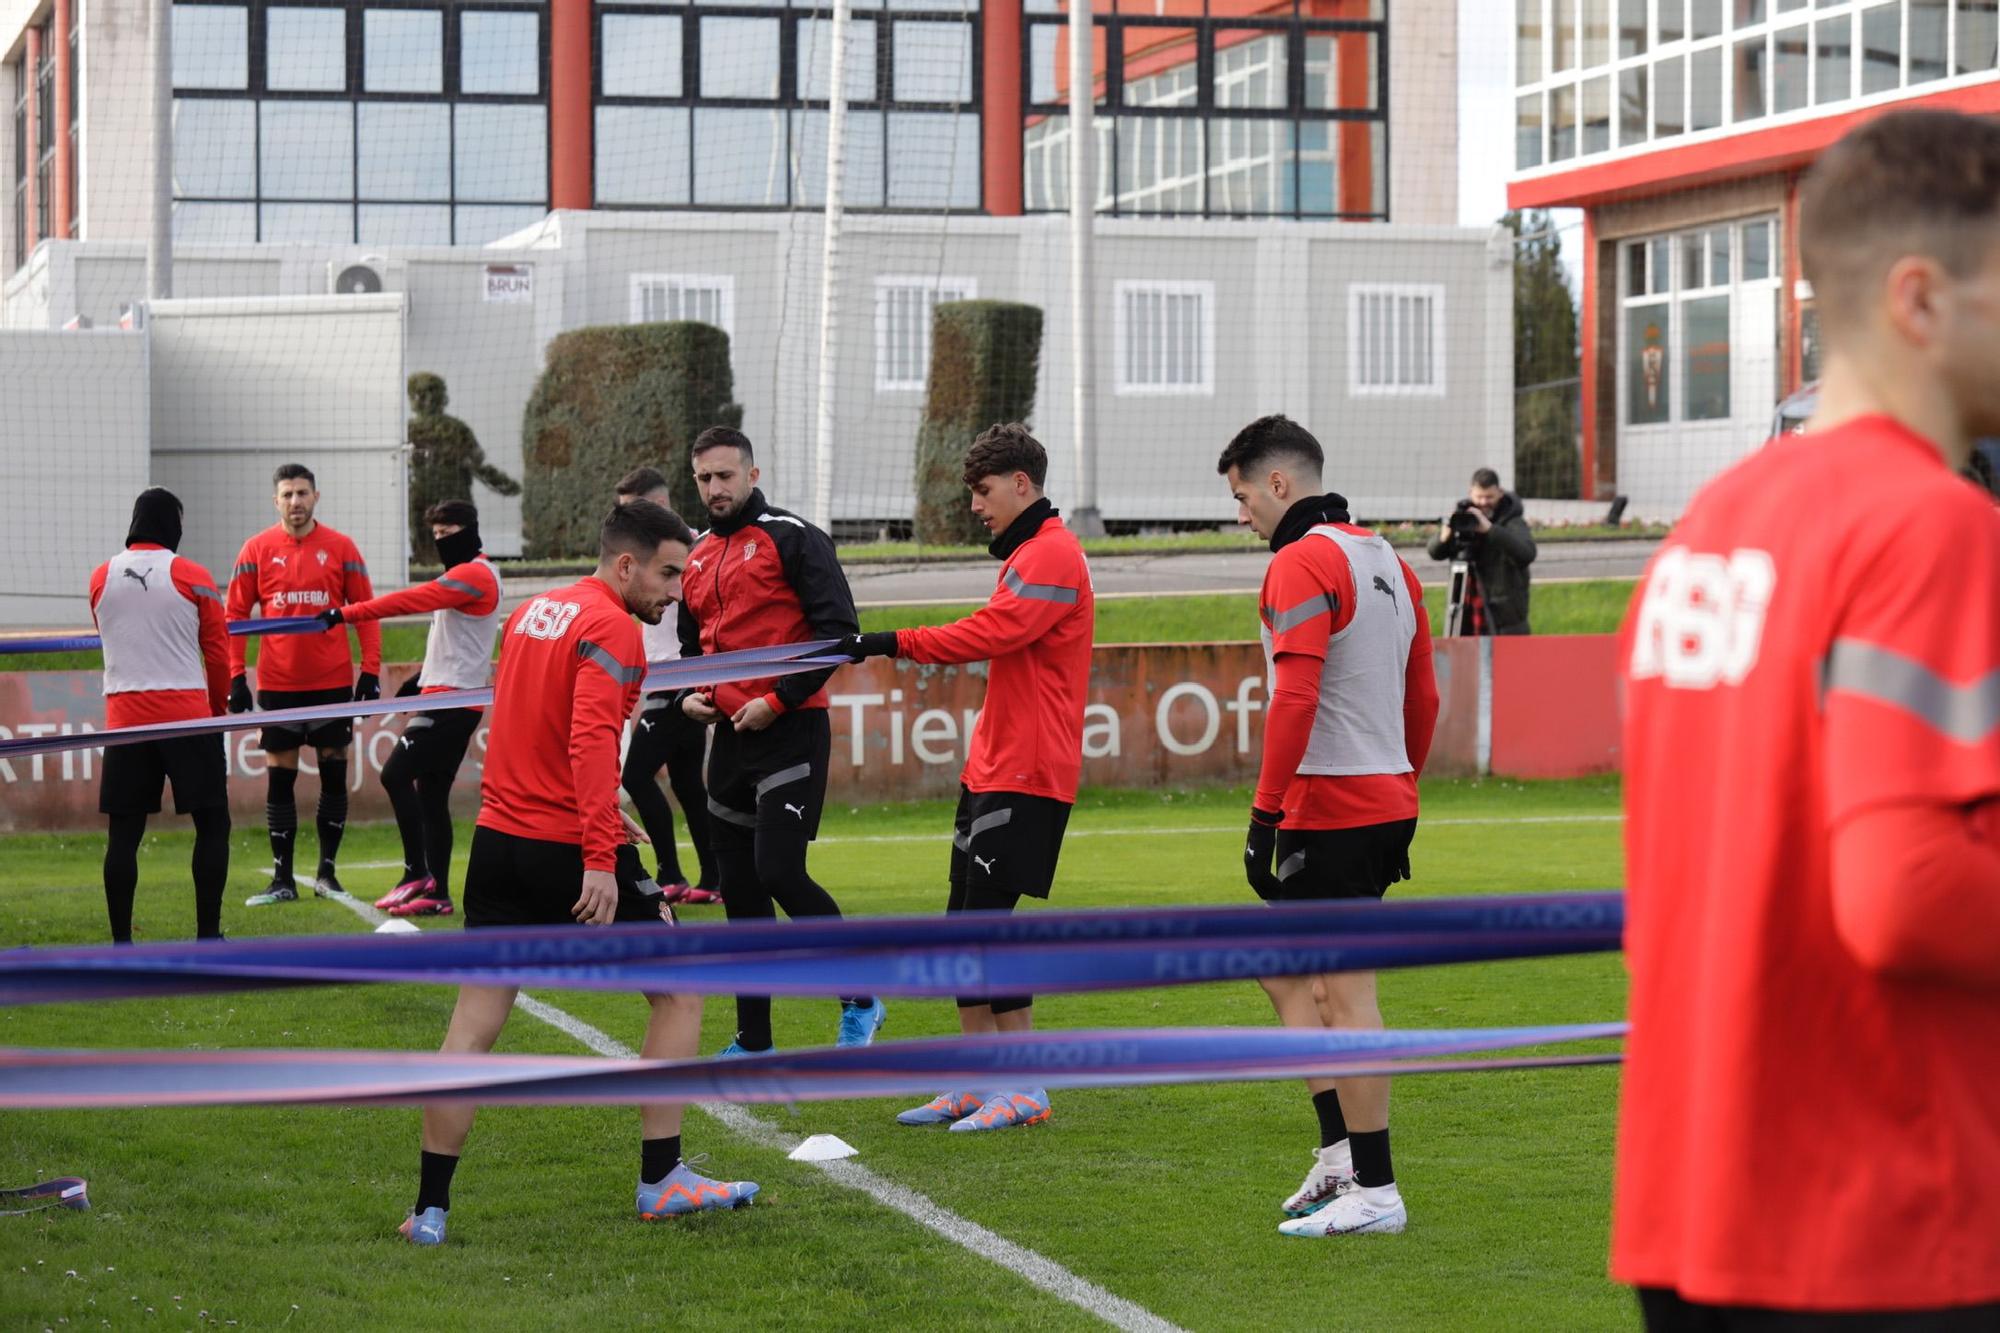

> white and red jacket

[
  {"left": 89, "top": 543, "right": 229, "bottom": 728},
  {"left": 476, "top": 576, "right": 646, "bottom": 871},
  {"left": 896, "top": 501, "right": 1095, "bottom": 803},
  {"left": 339, "top": 556, "right": 503, "bottom": 692},
  {"left": 226, "top": 521, "right": 382, "bottom": 692}
]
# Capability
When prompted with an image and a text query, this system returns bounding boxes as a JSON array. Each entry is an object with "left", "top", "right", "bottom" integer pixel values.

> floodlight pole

[
  {"left": 1066, "top": 0, "right": 1103, "bottom": 536},
  {"left": 811, "top": 0, "right": 855, "bottom": 533},
  {"left": 146, "top": 0, "right": 173, "bottom": 300}
]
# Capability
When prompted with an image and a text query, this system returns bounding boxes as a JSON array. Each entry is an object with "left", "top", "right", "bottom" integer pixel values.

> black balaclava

[
  {"left": 126, "top": 488, "right": 184, "bottom": 551},
  {"left": 434, "top": 524, "right": 482, "bottom": 569}
]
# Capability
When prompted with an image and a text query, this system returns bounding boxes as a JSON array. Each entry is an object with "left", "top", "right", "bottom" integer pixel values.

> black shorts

[
  {"left": 98, "top": 733, "right": 228, "bottom": 817},
  {"left": 1272, "top": 818, "right": 1417, "bottom": 901},
  {"left": 1637, "top": 1287, "right": 2000, "bottom": 1332},
  {"left": 705, "top": 708, "right": 830, "bottom": 840},
  {"left": 461, "top": 826, "right": 674, "bottom": 930},
  {"left": 258, "top": 686, "right": 354, "bottom": 752},
  {"left": 391, "top": 706, "right": 482, "bottom": 781},
  {"left": 949, "top": 786, "right": 1072, "bottom": 901}
]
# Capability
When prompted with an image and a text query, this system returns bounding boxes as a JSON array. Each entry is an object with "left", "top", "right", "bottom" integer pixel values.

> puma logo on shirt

[
  {"left": 121, "top": 567, "right": 153, "bottom": 592},
  {"left": 973, "top": 854, "right": 996, "bottom": 874},
  {"left": 784, "top": 802, "right": 806, "bottom": 820}
]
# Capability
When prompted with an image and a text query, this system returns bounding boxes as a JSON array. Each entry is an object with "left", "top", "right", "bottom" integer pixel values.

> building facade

[{"left": 1509, "top": 0, "right": 2000, "bottom": 516}]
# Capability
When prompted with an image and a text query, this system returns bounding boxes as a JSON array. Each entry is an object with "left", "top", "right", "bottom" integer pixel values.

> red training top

[
  {"left": 1615, "top": 417, "right": 2000, "bottom": 1312},
  {"left": 1255, "top": 524, "right": 1438, "bottom": 828},
  {"left": 475, "top": 576, "right": 646, "bottom": 871},
  {"left": 339, "top": 558, "right": 501, "bottom": 698},
  {"left": 88, "top": 543, "right": 230, "bottom": 728},
  {"left": 896, "top": 510, "right": 1096, "bottom": 803},
  {"left": 226, "top": 522, "right": 382, "bottom": 692}
]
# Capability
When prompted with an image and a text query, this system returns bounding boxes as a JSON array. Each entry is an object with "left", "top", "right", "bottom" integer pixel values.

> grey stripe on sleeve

[
  {"left": 1002, "top": 565, "right": 1080, "bottom": 604},
  {"left": 576, "top": 639, "right": 647, "bottom": 685},
  {"left": 1264, "top": 593, "right": 1337, "bottom": 634},
  {"left": 1823, "top": 638, "right": 2000, "bottom": 744},
  {"left": 435, "top": 576, "right": 483, "bottom": 597}
]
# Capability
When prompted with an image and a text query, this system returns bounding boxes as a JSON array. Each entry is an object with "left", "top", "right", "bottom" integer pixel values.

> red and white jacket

[
  {"left": 226, "top": 522, "right": 382, "bottom": 692},
  {"left": 89, "top": 543, "right": 229, "bottom": 728}
]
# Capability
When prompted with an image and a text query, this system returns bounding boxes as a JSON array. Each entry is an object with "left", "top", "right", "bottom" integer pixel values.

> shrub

[{"left": 913, "top": 301, "right": 1043, "bottom": 546}]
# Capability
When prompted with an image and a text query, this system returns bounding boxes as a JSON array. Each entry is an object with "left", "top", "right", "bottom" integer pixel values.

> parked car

[{"left": 1770, "top": 382, "right": 1998, "bottom": 497}]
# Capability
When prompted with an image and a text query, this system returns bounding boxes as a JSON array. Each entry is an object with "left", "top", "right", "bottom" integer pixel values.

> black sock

[
  {"left": 641, "top": 1135, "right": 682, "bottom": 1185},
  {"left": 316, "top": 757, "right": 349, "bottom": 869},
  {"left": 192, "top": 807, "right": 230, "bottom": 938},
  {"left": 103, "top": 813, "right": 146, "bottom": 944},
  {"left": 734, "top": 998, "right": 774, "bottom": 1053},
  {"left": 416, "top": 1150, "right": 458, "bottom": 1213},
  {"left": 266, "top": 767, "right": 298, "bottom": 881},
  {"left": 1350, "top": 1128, "right": 1394, "bottom": 1189},
  {"left": 1312, "top": 1088, "right": 1349, "bottom": 1150}
]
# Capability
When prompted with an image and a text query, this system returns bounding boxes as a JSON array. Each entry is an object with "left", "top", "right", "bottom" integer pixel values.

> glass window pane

[
  {"left": 1304, "top": 32, "right": 1378, "bottom": 111},
  {"left": 1691, "top": 0, "right": 1722, "bottom": 40},
  {"left": 266, "top": 7, "right": 345, "bottom": 92},
  {"left": 365, "top": 9, "right": 443, "bottom": 94},
  {"left": 894, "top": 21, "right": 973, "bottom": 103},
  {"left": 1296, "top": 120, "right": 1335, "bottom": 215},
  {"left": 461, "top": 11, "right": 539, "bottom": 95},
  {"left": 1204, "top": 117, "right": 1281, "bottom": 215},
  {"left": 798, "top": 15, "right": 877, "bottom": 101},
  {"left": 1690, "top": 44, "right": 1721, "bottom": 130},
  {"left": 358, "top": 103, "right": 449, "bottom": 201},
  {"left": 1654, "top": 54, "right": 1684, "bottom": 137},
  {"left": 172, "top": 199, "right": 256, "bottom": 243},
  {"left": 603, "top": 15, "right": 684, "bottom": 98},
  {"left": 171, "top": 98, "right": 256, "bottom": 197},
  {"left": 454, "top": 205, "right": 546, "bottom": 245},
  {"left": 1628, "top": 304, "right": 1671, "bottom": 424},
  {"left": 1650, "top": 236, "right": 1672, "bottom": 294},
  {"left": 1735, "top": 35, "right": 1768, "bottom": 120},
  {"left": 1029, "top": 23, "right": 1061, "bottom": 104},
  {"left": 1959, "top": 0, "right": 1999, "bottom": 75},
  {"left": 1583, "top": 0, "right": 1610, "bottom": 65},
  {"left": 1629, "top": 241, "right": 1647, "bottom": 299},
  {"left": 1658, "top": 0, "right": 1685, "bottom": 43},
  {"left": 1582, "top": 74, "right": 1611, "bottom": 153},
  {"left": 455, "top": 104, "right": 547, "bottom": 202},
  {"left": 887, "top": 110, "right": 981, "bottom": 209},
  {"left": 1517, "top": 90, "right": 1545, "bottom": 168},
  {"left": 701, "top": 17, "right": 780, "bottom": 99},
  {"left": 1710, "top": 226, "right": 1731, "bottom": 284},
  {"left": 1681, "top": 231, "right": 1704, "bottom": 289},
  {"left": 1860, "top": 3, "right": 1900, "bottom": 93},
  {"left": 595, "top": 106, "right": 692, "bottom": 204},
  {"left": 1550, "top": 82, "right": 1577, "bottom": 160},
  {"left": 1910, "top": 0, "right": 1948, "bottom": 83},
  {"left": 1684, "top": 293, "right": 1731, "bottom": 420},
  {"left": 1518, "top": 0, "right": 1544, "bottom": 83},
  {"left": 1619, "top": 0, "right": 1647, "bottom": 57},
  {"left": 792, "top": 108, "right": 886, "bottom": 207},
  {"left": 260, "top": 101, "right": 354, "bottom": 200},
  {"left": 1814, "top": 15, "right": 1851, "bottom": 103},
  {"left": 1774, "top": 23, "right": 1810, "bottom": 110},
  {"left": 1742, "top": 219, "right": 1771, "bottom": 281},
  {"left": 1554, "top": 0, "right": 1576, "bottom": 70},
  {"left": 360, "top": 203, "right": 451, "bottom": 245},
  {"left": 1736, "top": 0, "right": 1765, "bottom": 22},
  {"left": 172, "top": 4, "right": 247, "bottom": 90},
  {"left": 1127, "top": 27, "right": 1200, "bottom": 108},
  {"left": 692, "top": 107, "right": 786, "bottom": 204},
  {"left": 1619, "top": 64, "right": 1647, "bottom": 145},
  {"left": 261, "top": 201, "right": 353, "bottom": 243}
]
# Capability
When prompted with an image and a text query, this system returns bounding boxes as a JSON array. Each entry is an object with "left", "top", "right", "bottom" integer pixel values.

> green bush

[
  {"left": 914, "top": 300, "right": 1043, "bottom": 546},
  {"left": 519, "top": 323, "right": 742, "bottom": 556}
]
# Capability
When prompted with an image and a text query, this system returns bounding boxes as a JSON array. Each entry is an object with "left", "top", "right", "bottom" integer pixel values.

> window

[
  {"left": 173, "top": 4, "right": 248, "bottom": 90},
  {"left": 1113, "top": 280, "right": 1214, "bottom": 397},
  {"left": 630, "top": 274, "right": 736, "bottom": 337},
  {"left": 875, "top": 276, "right": 977, "bottom": 392},
  {"left": 267, "top": 8, "right": 346, "bottom": 92},
  {"left": 462, "top": 11, "right": 540, "bottom": 95},
  {"left": 1622, "top": 217, "right": 1780, "bottom": 427},
  {"left": 1348, "top": 283, "right": 1445, "bottom": 398},
  {"left": 364, "top": 9, "right": 444, "bottom": 94}
]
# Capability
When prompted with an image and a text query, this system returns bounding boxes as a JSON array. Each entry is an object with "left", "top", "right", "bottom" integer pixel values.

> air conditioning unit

[{"left": 325, "top": 255, "right": 407, "bottom": 296}]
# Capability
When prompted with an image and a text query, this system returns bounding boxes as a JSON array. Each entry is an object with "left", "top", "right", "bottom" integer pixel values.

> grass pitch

[{"left": 1, "top": 779, "right": 1632, "bottom": 1330}]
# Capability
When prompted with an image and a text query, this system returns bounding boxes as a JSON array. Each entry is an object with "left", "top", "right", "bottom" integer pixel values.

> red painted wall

[{"left": 1488, "top": 634, "right": 1624, "bottom": 778}]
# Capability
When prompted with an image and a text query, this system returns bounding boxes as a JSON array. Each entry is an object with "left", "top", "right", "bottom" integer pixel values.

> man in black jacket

[{"left": 1426, "top": 468, "right": 1537, "bottom": 635}]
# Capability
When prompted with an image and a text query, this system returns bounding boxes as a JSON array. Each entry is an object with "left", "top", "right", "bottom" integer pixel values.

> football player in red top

[
  {"left": 318, "top": 499, "right": 503, "bottom": 919},
  {"left": 401, "top": 501, "right": 759, "bottom": 1248},
  {"left": 675, "top": 427, "right": 881, "bottom": 1056},
  {"left": 88, "top": 488, "right": 231, "bottom": 944},
  {"left": 845, "top": 424, "right": 1094, "bottom": 1133},
  {"left": 226, "top": 463, "right": 382, "bottom": 907},
  {"left": 1221, "top": 415, "right": 1439, "bottom": 1240},
  {"left": 1616, "top": 109, "right": 2000, "bottom": 1328}
]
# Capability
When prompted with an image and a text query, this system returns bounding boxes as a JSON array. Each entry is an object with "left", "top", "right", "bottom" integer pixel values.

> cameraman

[{"left": 1426, "top": 468, "right": 1536, "bottom": 635}]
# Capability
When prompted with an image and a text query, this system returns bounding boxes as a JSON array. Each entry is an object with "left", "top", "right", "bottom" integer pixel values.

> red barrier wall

[{"left": 1488, "top": 635, "right": 1624, "bottom": 778}]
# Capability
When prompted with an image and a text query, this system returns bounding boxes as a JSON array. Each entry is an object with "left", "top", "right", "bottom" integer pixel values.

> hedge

[{"left": 913, "top": 300, "right": 1044, "bottom": 546}]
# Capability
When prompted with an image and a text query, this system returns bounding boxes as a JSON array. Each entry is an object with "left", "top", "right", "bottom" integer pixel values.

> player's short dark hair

[
  {"left": 1216, "top": 415, "right": 1324, "bottom": 481},
  {"left": 600, "top": 499, "right": 694, "bottom": 562},
  {"left": 272, "top": 462, "right": 316, "bottom": 489},
  {"left": 962, "top": 422, "right": 1047, "bottom": 489},
  {"left": 691, "top": 426, "right": 754, "bottom": 467},
  {"left": 615, "top": 466, "right": 671, "bottom": 499},
  {"left": 424, "top": 499, "right": 478, "bottom": 528},
  {"left": 1800, "top": 109, "right": 2000, "bottom": 337},
  {"left": 1471, "top": 467, "right": 1502, "bottom": 489}
]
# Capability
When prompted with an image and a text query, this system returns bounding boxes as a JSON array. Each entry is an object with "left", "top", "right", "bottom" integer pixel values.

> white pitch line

[{"left": 322, "top": 889, "right": 1182, "bottom": 1333}]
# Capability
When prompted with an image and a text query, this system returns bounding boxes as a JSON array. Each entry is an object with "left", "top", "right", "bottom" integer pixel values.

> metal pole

[
  {"left": 811, "top": 0, "right": 854, "bottom": 533},
  {"left": 146, "top": 0, "right": 173, "bottom": 301},
  {"left": 1066, "top": 0, "right": 1102, "bottom": 534}
]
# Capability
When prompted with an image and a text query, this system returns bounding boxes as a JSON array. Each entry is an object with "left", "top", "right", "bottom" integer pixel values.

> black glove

[
  {"left": 395, "top": 674, "right": 421, "bottom": 698},
  {"left": 841, "top": 631, "right": 901, "bottom": 661},
  {"left": 315, "top": 607, "right": 344, "bottom": 629},
  {"left": 227, "top": 675, "right": 253, "bottom": 715},
  {"left": 1245, "top": 808, "right": 1283, "bottom": 902},
  {"left": 353, "top": 672, "right": 381, "bottom": 702}
]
